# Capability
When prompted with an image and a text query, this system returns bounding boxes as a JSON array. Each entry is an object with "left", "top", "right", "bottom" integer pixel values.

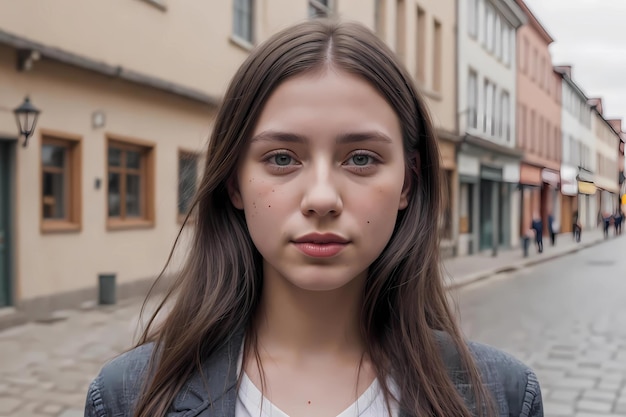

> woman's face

[{"left": 230, "top": 69, "right": 409, "bottom": 291}]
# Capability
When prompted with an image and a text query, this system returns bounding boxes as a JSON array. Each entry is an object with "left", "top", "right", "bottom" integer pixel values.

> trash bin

[
  {"left": 98, "top": 273, "right": 117, "bottom": 305},
  {"left": 521, "top": 236, "right": 530, "bottom": 258}
]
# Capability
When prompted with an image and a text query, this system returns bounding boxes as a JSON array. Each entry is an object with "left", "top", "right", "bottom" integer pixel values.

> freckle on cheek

[{"left": 367, "top": 221, "right": 370, "bottom": 224}]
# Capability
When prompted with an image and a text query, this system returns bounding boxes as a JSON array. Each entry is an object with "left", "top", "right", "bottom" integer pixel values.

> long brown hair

[{"left": 133, "top": 19, "right": 494, "bottom": 417}]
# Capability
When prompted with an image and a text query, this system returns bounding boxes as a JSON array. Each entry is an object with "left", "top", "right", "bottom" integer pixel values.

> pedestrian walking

[
  {"left": 84, "top": 20, "right": 542, "bottom": 417},
  {"left": 531, "top": 215, "right": 543, "bottom": 253},
  {"left": 573, "top": 210, "right": 582, "bottom": 242},
  {"left": 548, "top": 213, "right": 557, "bottom": 246},
  {"left": 615, "top": 209, "right": 623, "bottom": 236},
  {"left": 602, "top": 211, "right": 612, "bottom": 239}
]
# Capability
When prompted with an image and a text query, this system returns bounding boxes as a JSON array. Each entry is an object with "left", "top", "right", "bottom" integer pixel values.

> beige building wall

[
  {"left": 376, "top": 0, "right": 456, "bottom": 134},
  {"left": 593, "top": 111, "right": 620, "bottom": 197},
  {"left": 0, "top": 44, "right": 212, "bottom": 313}
]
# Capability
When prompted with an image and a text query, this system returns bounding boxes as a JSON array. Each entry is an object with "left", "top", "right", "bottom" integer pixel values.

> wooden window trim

[
  {"left": 106, "top": 135, "right": 155, "bottom": 231},
  {"left": 40, "top": 131, "right": 82, "bottom": 234},
  {"left": 177, "top": 149, "right": 201, "bottom": 225}
]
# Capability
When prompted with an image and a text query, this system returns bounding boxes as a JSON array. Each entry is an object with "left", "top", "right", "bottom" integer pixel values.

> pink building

[{"left": 515, "top": 0, "right": 562, "bottom": 236}]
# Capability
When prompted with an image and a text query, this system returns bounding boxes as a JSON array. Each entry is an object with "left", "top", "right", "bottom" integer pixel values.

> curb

[{"left": 447, "top": 235, "right": 617, "bottom": 290}]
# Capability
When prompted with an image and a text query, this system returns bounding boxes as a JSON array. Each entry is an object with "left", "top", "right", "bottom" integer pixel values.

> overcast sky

[{"left": 524, "top": 0, "right": 626, "bottom": 127}]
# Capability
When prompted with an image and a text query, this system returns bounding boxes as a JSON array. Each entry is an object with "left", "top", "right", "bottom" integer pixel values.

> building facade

[
  {"left": 555, "top": 66, "right": 596, "bottom": 231},
  {"left": 515, "top": 0, "right": 562, "bottom": 238},
  {"left": 589, "top": 101, "right": 620, "bottom": 217},
  {"left": 457, "top": 0, "right": 525, "bottom": 255},
  {"left": 376, "top": 0, "right": 458, "bottom": 255}
]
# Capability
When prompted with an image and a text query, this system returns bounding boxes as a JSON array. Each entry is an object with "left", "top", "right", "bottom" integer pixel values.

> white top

[{"left": 235, "top": 371, "right": 399, "bottom": 417}]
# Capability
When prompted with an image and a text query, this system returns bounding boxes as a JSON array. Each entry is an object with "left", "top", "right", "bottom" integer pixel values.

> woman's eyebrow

[
  {"left": 250, "top": 131, "right": 306, "bottom": 144},
  {"left": 336, "top": 131, "right": 393, "bottom": 144},
  {"left": 250, "top": 130, "right": 393, "bottom": 144}
]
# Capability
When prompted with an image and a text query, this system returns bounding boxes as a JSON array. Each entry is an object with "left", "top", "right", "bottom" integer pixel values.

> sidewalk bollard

[
  {"left": 98, "top": 273, "right": 117, "bottom": 305},
  {"left": 522, "top": 236, "right": 530, "bottom": 258}
]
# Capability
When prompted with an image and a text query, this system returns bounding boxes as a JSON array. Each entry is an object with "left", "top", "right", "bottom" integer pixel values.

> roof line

[{"left": 0, "top": 28, "right": 219, "bottom": 106}]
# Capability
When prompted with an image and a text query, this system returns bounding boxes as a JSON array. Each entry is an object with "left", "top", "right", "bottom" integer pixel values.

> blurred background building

[{"left": 0, "top": 0, "right": 624, "bottom": 324}]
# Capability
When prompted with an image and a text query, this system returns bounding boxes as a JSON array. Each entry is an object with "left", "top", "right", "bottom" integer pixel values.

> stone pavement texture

[
  {"left": 458, "top": 233, "right": 626, "bottom": 417},
  {"left": 0, "top": 227, "right": 619, "bottom": 416},
  {"left": 0, "top": 300, "right": 149, "bottom": 417}
]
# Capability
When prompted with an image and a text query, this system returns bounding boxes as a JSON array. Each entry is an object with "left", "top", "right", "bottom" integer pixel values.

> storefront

[
  {"left": 438, "top": 137, "right": 458, "bottom": 255},
  {"left": 560, "top": 166, "right": 578, "bottom": 233},
  {"left": 519, "top": 163, "right": 542, "bottom": 236},
  {"left": 541, "top": 168, "right": 561, "bottom": 234},
  {"left": 457, "top": 136, "right": 521, "bottom": 255},
  {"left": 577, "top": 180, "right": 597, "bottom": 228}
]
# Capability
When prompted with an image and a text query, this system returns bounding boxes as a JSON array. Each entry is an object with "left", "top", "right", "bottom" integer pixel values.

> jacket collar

[
  {"left": 169, "top": 329, "right": 244, "bottom": 416},
  {"left": 167, "top": 330, "right": 462, "bottom": 416}
]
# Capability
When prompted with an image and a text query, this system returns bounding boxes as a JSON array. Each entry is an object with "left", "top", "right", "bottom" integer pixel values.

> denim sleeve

[
  {"left": 84, "top": 375, "right": 107, "bottom": 417},
  {"left": 520, "top": 371, "right": 543, "bottom": 417}
]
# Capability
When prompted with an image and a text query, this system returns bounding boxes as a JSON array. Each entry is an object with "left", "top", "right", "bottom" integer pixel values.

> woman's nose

[{"left": 300, "top": 164, "right": 343, "bottom": 217}]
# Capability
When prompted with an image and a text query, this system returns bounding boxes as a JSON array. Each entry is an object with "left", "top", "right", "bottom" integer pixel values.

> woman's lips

[
  {"left": 292, "top": 242, "right": 348, "bottom": 258},
  {"left": 291, "top": 233, "right": 350, "bottom": 258}
]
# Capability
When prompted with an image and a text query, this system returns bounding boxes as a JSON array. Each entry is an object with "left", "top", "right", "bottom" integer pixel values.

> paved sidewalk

[{"left": 443, "top": 227, "right": 617, "bottom": 289}]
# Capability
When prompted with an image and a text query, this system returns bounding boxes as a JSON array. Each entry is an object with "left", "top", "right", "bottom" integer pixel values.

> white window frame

[
  {"left": 309, "top": 0, "right": 333, "bottom": 18},
  {"left": 485, "top": 3, "right": 494, "bottom": 52},
  {"left": 233, "top": 0, "right": 254, "bottom": 44},
  {"left": 468, "top": 70, "right": 478, "bottom": 129},
  {"left": 501, "top": 91, "right": 510, "bottom": 142},
  {"left": 468, "top": 0, "right": 478, "bottom": 38}
]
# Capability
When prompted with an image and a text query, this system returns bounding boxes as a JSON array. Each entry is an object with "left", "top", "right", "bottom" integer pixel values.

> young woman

[{"left": 85, "top": 20, "right": 542, "bottom": 417}]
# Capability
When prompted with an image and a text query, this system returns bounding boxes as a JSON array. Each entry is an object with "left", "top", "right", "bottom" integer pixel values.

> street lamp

[{"left": 13, "top": 96, "right": 41, "bottom": 148}]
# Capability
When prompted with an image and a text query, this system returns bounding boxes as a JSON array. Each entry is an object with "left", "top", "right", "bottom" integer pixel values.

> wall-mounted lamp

[{"left": 13, "top": 96, "right": 41, "bottom": 147}]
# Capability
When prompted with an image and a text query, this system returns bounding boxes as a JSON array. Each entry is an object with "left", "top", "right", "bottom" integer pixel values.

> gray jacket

[{"left": 84, "top": 331, "right": 542, "bottom": 417}]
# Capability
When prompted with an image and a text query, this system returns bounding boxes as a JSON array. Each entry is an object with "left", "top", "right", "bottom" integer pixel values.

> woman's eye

[
  {"left": 350, "top": 154, "right": 371, "bottom": 166},
  {"left": 272, "top": 154, "right": 293, "bottom": 166}
]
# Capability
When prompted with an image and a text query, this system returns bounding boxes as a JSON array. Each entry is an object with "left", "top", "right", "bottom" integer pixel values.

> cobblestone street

[
  {"left": 0, "top": 300, "right": 146, "bottom": 417},
  {"left": 0, "top": 234, "right": 624, "bottom": 416},
  {"left": 457, "top": 235, "right": 626, "bottom": 416}
]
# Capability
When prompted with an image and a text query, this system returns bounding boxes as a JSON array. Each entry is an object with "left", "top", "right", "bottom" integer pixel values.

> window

[
  {"left": 468, "top": 0, "right": 478, "bottom": 38},
  {"left": 502, "top": 25, "right": 510, "bottom": 65},
  {"left": 433, "top": 19, "right": 442, "bottom": 92},
  {"left": 233, "top": 0, "right": 253, "bottom": 44},
  {"left": 107, "top": 138, "right": 155, "bottom": 228},
  {"left": 484, "top": 80, "right": 496, "bottom": 136},
  {"left": 519, "top": 104, "right": 527, "bottom": 148},
  {"left": 309, "top": 0, "right": 332, "bottom": 18},
  {"left": 532, "top": 49, "right": 538, "bottom": 81},
  {"left": 501, "top": 91, "right": 510, "bottom": 142},
  {"left": 375, "top": 0, "right": 387, "bottom": 37},
  {"left": 395, "top": 0, "right": 406, "bottom": 61},
  {"left": 523, "top": 38, "right": 530, "bottom": 75},
  {"left": 41, "top": 134, "right": 81, "bottom": 232},
  {"left": 485, "top": 4, "right": 494, "bottom": 52},
  {"left": 468, "top": 70, "right": 478, "bottom": 129},
  {"left": 494, "top": 15, "right": 501, "bottom": 59},
  {"left": 416, "top": 6, "right": 426, "bottom": 84},
  {"left": 530, "top": 110, "right": 536, "bottom": 152},
  {"left": 538, "top": 116, "right": 544, "bottom": 155},
  {"left": 178, "top": 151, "right": 200, "bottom": 219}
]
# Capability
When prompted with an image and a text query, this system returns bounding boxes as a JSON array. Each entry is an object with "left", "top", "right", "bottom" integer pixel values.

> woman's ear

[
  {"left": 227, "top": 176, "right": 244, "bottom": 209},
  {"left": 399, "top": 172, "right": 411, "bottom": 210},
  {"left": 399, "top": 153, "right": 419, "bottom": 210}
]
